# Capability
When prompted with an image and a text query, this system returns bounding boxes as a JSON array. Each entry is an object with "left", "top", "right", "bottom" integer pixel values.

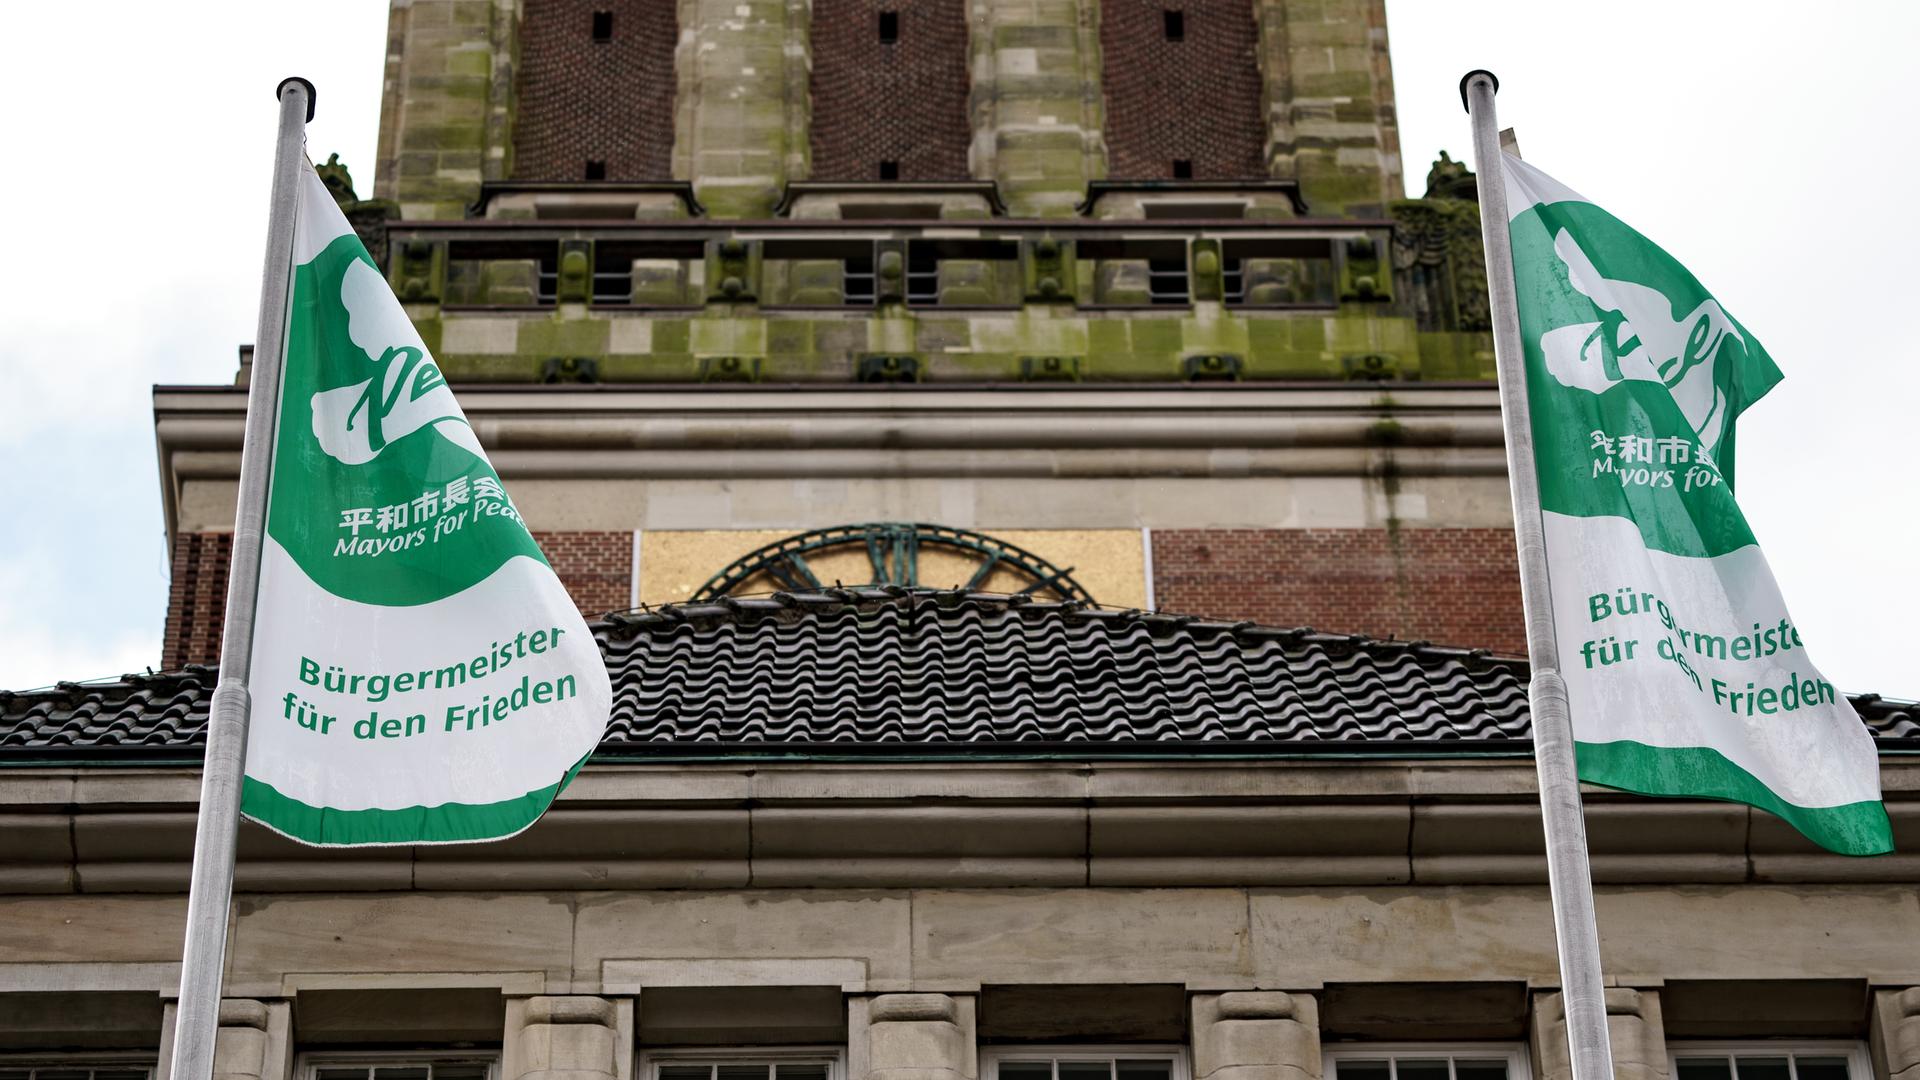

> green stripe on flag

[
  {"left": 240, "top": 752, "right": 591, "bottom": 847},
  {"left": 1576, "top": 740, "right": 1893, "bottom": 856}
]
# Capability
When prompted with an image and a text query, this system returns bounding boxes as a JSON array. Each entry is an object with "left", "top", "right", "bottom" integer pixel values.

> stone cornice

[
  {"left": 3, "top": 758, "right": 1913, "bottom": 893},
  {"left": 152, "top": 383, "right": 1507, "bottom": 538}
]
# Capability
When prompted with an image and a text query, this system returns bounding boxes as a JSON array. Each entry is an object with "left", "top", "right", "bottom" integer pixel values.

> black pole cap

[
  {"left": 277, "top": 76, "right": 317, "bottom": 122},
  {"left": 1459, "top": 69, "right": 1498, "bottom": 114}
]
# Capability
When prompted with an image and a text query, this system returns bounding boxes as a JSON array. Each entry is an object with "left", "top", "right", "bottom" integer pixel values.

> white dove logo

[
  {"left": 309, "top": 259, "right": 486, "bottom": 466},
  {"left": 1539, "top": 229, "right": 1738, "bottom": 452}
]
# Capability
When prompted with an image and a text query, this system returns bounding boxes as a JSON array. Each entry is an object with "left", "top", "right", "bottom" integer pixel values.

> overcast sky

[{"left": 0, "top": 1, "right": 1913, "bottom": 695}]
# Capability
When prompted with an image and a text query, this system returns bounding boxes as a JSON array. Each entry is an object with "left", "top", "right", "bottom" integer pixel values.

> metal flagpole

[
  {"left": 168, "top": 75, "right": 314, "bottom": 1080},
  {"left": 1460, "top": 70, "right": 1616, "bottom": 1080}
]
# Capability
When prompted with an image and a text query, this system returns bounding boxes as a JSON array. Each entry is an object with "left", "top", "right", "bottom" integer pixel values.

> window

[
  {"left": 1162, "top": 9, "right": 1183, "bottom": 41},
  {"left": 844, "top": 255, "right": 877, "bottom": 305},
  {"left": 585, "top": 159, "right": 607, "bottom": 180},
  {"left": 1221, "top": 237, "right": 1338, "bottom": 308},
  {"left": 591, "top": 10, "right": 614, "bottom": 41},
  {"left": 0, "top": 1064, "right": 153, "bottom": 1080},
  {"left": 982, "top": 1048, "right": 1186, "bottom": 1080},
  {"left": 878, "top": 10, "right": 899, "bottom": 43},
  {"left": 1324, "top": 1045, "right": 1531, "bottom": 1080},
  {"left": 903, "top": 238, "right": 1021, "bottom": 307},
  {"left": 591, "top": 239, "right": 704, "bottom": 306},
  {"left": 1670, "top": 1044, "right": 1868, "bottom": 1080},
  {"left": 1148, "top": 256, "right": 1189, "bottom": 304},
  {"left": 878, "top": 160, "right": 900, "bottom": 181},
  {"left": 304, "top": 1055, "right": 498, "bottom": 1080},
  {"left": 906, "top": 245, "right": 939, "bottom": 305},
  {"left": 641, "top": 1050, "right": 843, "bottom": 1080},
  {"left": 1171, "top": 159, "right": 1193, "bottom": 179}
]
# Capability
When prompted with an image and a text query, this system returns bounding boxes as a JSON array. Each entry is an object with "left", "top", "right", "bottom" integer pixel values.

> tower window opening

[
  {"left": 591, "top": 10, "right": 613, "bottom": 42},
  {"left": 1172, "top": 158, "right": 1193, "bottom": 179},
  {"left": 878, "top": 160, "right": 900, "bottom": 181},
  {"left": 879, "top": 10, "right": 899, "bottom": 43},
  {"left": 585, "top": 159, "right": 607, "bottom": 180},
  {"left": 1163, "top": 9, "right": 1184, "bottom": 41}
]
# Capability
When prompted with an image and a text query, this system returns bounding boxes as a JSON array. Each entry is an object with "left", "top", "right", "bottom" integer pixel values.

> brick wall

[
  {"left": 1100, "top": 0, "right": 1266, "bottom": 179},
  {"left": 159, "top": 531, "right": 634, "bottom": 671},
  {"left": 809, "top": 0, "right": 971, "bottom": 180},
  {"left": 162, "top": 531, "right": 233, "bottom": 669},
  {"left": 1152, "top": 528, "right": 1525, "bottom": 654},
  {"left": 514, "top": 0, "right": 679, "bottom": 180},
  {"left": 530, "top": 530, "right": 634, "bottom": 616}
]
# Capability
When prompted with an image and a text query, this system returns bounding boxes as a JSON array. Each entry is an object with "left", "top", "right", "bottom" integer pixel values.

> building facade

[
  {"left": 160, "top": 0, "right": 1512, "bottom": 669},
  {"left": 6, "top": 2, "right": 1919, "bottom": 1080}
]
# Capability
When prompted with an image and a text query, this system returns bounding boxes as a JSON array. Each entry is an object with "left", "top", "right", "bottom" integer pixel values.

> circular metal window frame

[{"left": 692, "top": 522, "right": 1095, "bottom": 603}]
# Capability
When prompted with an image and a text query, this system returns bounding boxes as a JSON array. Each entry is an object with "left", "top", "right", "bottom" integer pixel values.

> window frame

[
  {"left": 1668, "top": 1040, "right": 1872, "bottom": 1080},
  {"left": 1321, "top": 1043, "right": 1533, "bottom": 1080},
  {"left": 0, "top": 1056, "right": 157, "bottom": 1080},
  {"left": 296, "top": 1050, "right": 502, "bottom": 1080},
  {"left": 636, "top": 1046, "right": 849, "bottom": 1080},
  {"left": 979, "top": 1044, "right": 1190, "bottom": 1080}
]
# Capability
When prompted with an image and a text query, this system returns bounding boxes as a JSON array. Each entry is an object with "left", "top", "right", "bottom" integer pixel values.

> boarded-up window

[
  {"left": 1101, "top": 0, "right": 1265, "bottom": 179},
  {"left": 810, "top": 0, "right": 971, "bottom": 181},
  {"left": 514, "top": 0, "right": 677, "bottom": 180}
]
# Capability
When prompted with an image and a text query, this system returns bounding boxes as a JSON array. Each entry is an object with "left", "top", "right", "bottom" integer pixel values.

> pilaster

[
  {"left": 1255, "top": 0, "right": 1401, "bottom": 216},
  {"left": 858, "top": 993, "right": 979, "bottom": 1080},
  {"left": 373, "top": 0, "right": 520, "bottom": 218},
  {"left": 672, "top": 0, "right": 810, "bottom": 217},
  {"left": 1529, "top": 989, "right": 1669, "bottom": 1080},
  {"left": 1191, "top": 991, "right": 1322, "bottom": 1080},
  {"left": 969, "top": 0, "right": 1104, "bottom": 217},
  {"left": 504, "top": 995, "right": 631, "bottom": 1080}
]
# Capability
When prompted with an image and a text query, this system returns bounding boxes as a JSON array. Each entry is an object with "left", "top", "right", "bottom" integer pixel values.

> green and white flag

[
  {"left": 240, "top": 166, "right": 612, "bottom": 846},
  {"left": 1504, "top": 154, "right": 1890, "bottom": 855}
]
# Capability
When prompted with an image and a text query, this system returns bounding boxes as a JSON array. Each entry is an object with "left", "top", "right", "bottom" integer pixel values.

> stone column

[
  {"left": 1191, "top": 991, "right": 1322, "bottom": 1080},
  {"left": 372, "top": 0, "right": 519, "bottom": 218},
  {"left": 672, "top": 0, "right": 811, "bottom": 218},
  {"left": 857, "top": 993, "right": 978, "bottom": 1080},
  {"left": 504, "top": 996, "right": 628, "bottom": 1080},
  {"left": 969, "top": 0, "right": 1104, "bottom": 218},
  {"left": 157, "top": 999, "right": 293, "bottom": 1080},
  {"left": 1872, "top": 987, "right": 1920, "bottom": 1080},
  {"left": 1253, "top": 0, "right": 1401, "bottom": 217},
  {"left": 1530, "top": 989, "right": 1668, "bottom": 1080}
]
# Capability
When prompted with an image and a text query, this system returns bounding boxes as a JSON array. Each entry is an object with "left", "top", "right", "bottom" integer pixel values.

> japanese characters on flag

[
  {"left": 1503, "top": 153, "right": 1890, "bottom": 855},
  {"left": 241, "top": 166, "right": 611, "bottom": 846}
]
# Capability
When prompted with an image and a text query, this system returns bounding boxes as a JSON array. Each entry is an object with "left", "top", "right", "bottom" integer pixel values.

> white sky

[{"left": 0, "top": 1, "right": 1913, "bottom": 696}]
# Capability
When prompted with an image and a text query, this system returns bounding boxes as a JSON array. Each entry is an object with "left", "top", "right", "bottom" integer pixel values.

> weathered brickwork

[
  {"left": 1101, "top": 0, "right": 1265, "bottom": 179},
  {"left": 163, "top": 531, "right": 232, "bottom": 670},
  {"left": 1152, "top": 528, "right": 1524, "bottom": 654},
  {"left": 531, "top": 530, "right": 635, "bottom": 617},
  {"left": 809, "top": 0, "right": 971, "bottom": 180},
  {"left": 514, "top": 0, "right": 679, "bottom": 180},
  {"left": 159, "top": 531, "right": 633, "bottom": 670}
]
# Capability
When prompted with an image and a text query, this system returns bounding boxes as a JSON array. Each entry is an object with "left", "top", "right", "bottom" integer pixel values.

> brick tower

[{"left": 155, "top": 0, "right": 1515, "bottom": 668}]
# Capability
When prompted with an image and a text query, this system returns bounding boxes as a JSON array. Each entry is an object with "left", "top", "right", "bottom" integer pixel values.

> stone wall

[{"left": 372, "top": 0, "right": 1408, "bottom": 218}]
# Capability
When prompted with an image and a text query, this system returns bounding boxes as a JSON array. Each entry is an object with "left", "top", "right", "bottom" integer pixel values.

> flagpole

[
  {"left": 169, "top": 76, "right": 313, "bottom": 1080},
  {"left": 1460, "top": 70, "right": 1617, "bottom": 1080}
]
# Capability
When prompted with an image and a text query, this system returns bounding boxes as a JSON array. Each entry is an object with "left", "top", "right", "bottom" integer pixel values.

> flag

[
  {"left": 239, "top": 165, "right": 612, "bottom": 846},
  {"left": 1502, "top": 153, "right": 1891, "bottom": 855}
]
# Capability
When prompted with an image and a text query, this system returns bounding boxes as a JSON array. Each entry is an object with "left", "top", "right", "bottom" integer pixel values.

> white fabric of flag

[
  {"left": 240, "top": 166, "right": 611, "bottom": 847},
  {"left": 1502, "top": 154, "right": 1889, "bottom": 855}
]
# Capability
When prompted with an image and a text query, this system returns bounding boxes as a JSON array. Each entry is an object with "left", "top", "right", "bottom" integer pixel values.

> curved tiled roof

[{"left": 3, "top": 590, "right": 1915, "bottom": 758}]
